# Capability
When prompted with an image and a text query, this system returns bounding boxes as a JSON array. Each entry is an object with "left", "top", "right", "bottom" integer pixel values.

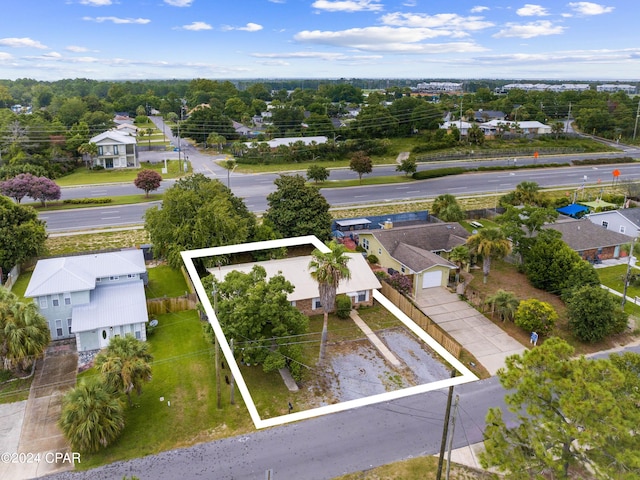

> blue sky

[{"left": 1, "top": 0, "right": 636, "bottom": 81}]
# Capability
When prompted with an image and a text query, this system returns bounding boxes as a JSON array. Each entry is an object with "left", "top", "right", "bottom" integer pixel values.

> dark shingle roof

[
  {"left": 618, "top": 207, "right": 640, "bottom": 227},
  {"left": 392, "top": 243, "right": 456, "bottom": 272},
  {"left": 544, "top": 218, "right": 630, "bottom": 251}
]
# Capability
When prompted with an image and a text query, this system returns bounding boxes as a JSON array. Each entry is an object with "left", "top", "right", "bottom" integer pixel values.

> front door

[
  {"left": 100, "top": 328, "right": 110, "bottom": 348},
  {"left": 105, "top": 158, "right": 114, "bottom": 169}
]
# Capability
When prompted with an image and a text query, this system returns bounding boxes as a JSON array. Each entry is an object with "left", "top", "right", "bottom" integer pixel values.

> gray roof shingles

[{"left": 544, "top": 219, "right": 630, "bottom": 251}]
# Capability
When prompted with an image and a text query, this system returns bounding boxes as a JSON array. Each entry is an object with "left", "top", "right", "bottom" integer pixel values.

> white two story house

[
  {"left": 25, "top": 250, "right": 149, "bottom": 351},
  {"left": 89, "top": 130, "right": 138, "bottom": 169}
]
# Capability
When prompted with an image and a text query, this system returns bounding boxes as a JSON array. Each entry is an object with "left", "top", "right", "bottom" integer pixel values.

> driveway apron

[{"left": 415, "top": 287, "right": 526, "bottom": 375}]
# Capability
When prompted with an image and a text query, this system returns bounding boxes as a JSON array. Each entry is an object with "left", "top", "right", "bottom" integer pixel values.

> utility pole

[
  {"left": 633, "top": 99, "right": 640, "bottom": 141},
  {"left": 436, "top": 369, "right": 457, "bottom": 480},
  {"left": 445, "top": 395, "right": 460, "bottom": 480},
  {"left": 230, "top": 338, "right": 235, "bottom": 405},
  {"left": 565, "top": 102, "right": 572, "bottom": 133},
  {"left": 622, "top": 234, "right": 637, "bottom": 308},
  {"left": 213, "top": 286, "right": 222, "bottom": 409}
]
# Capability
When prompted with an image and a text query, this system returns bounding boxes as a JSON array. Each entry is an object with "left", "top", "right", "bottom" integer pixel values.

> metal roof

[
  {"left": 25, "top": 250, "right": 146, "bottom": 297},
  {"left": 72, "top": 281, "right": 148, "bottom": 333}
]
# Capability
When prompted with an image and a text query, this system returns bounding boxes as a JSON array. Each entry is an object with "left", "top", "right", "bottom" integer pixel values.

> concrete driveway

[
  {"left": 416, "top": 287, "right": 526, "bottom": 375},
  {"left": 0, "top": 341, "right": 78, "bottom": 480}
]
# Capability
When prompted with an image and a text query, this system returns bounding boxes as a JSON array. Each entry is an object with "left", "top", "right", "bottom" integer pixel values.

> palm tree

[
  {"left": 94, "top": 335, "right": 152, "bottom": 406},
  {"left": 308, "top": 240, "right": 352, "bottom": 364},
  {"left": 448, "top": 245, "right": 470, "bottom": 283},
  {"left": 486, "top": 290, "right": 520, "bottom": 322},
  {"left": 59, "top": 378, "right": 125, "bottom": 453},
  {"left": 0, "top": 287, "right": 50, "bottom": 371},
  {"left": 77, "top": 142, "right": 98, "bottom": 169},
  {"left": 222, "top": 158, "right": 236, "bottom": 188},
  {"left": 432, "top": 194, "right": 465, "bottom": 222},
  {"left": 466, "top": 228, "right": 511, "bottom": 284}
]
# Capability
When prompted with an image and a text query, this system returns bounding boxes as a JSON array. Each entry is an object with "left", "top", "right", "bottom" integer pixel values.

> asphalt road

[{"left": 44, "top": 160, "right": 640, "bottom": 231}]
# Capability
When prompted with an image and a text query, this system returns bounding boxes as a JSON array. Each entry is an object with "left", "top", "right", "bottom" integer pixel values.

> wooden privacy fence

[
  {"left": 380, "top": 283, "right": 462, "bottom": 358},
  {"left": 146, "top": 293, "right": 198, "bottom": 316}
]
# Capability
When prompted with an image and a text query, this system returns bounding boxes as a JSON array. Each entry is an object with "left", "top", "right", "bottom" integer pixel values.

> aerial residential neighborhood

[{"left": 1, "top": 1, "right": 640, "bottom": 479}]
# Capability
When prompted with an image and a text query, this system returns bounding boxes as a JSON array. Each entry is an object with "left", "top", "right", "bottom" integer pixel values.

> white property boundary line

[{"left": 181, "top": 235, "right": 478, "bottom": 429}]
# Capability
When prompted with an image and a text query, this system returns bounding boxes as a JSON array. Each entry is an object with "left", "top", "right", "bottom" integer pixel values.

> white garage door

[{"left": 422, "top": 270, "right": 443, "bottom": 288}]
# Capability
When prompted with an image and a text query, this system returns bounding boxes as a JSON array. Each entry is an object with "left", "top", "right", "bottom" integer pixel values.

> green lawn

[
  {"left": 0, "top": 369, "right": 33, "bottom": 404},
  {"left": 26, "top": 194, "right": 163, "bottom": 212},
  {"left": 76, "top": 310, "right": 253, "bottom": 470},
  {"left": 597, "top": 264, "right": 640, "bottom": 317},
  {"left": 145, "top": 265, "right": 190, "bottom": 298},
  {"left": 9, "top": 271, "right": 33, "bottom": 301},
  {"left": 55, "top": 159, "right": 190, "bottom": 187},
  {"left": 314, "top": 174, "right": 414, "bottom": 188}
]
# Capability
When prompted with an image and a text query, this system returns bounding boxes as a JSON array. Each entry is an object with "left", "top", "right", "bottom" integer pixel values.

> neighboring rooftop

[{"left": 544, "top": 218, "right": 631, "bottom": 251}]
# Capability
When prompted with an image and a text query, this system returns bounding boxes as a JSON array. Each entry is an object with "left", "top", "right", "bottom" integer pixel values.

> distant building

[
  {"left": 597, "top": 84, "right": 637, "bottom": 94},
  {"left": 496, "top": 83, "right": 590, "bottom": 93}
]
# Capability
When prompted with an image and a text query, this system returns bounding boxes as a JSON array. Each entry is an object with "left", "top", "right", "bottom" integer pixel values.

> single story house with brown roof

[
  {"left": 358, "top": 223, "right": 470, "bottom": 296},
  {"left": 543, "top": 218, "right": 631, "bottom": 261}
]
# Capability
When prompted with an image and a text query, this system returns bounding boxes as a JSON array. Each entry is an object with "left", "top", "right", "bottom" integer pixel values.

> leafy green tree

[
  {"left": 486, "top": 289, "right": 519, "bottom": 322},
  {"left": 496, "top": 205, "right": 558, "bottom": 263},
  {"left": 0, "top": 287, "right": 50, "bottom": 370},
  {"left": 306, "top": 165, "right": 330, "bottom": 184},
  {"left": 133, "top": 169, "right": 162, "bottom": 198},
  {"left": 77, "top": 141, "right": 98, "bottom": 168},
  {"left": 395, "top": 158, "right": 417, "bottom": 176},
  {"left": 309, "top": 240, "right": 352, "bottom": 363},
  {"left": 0, "top": 196, "right": 47, "bottom": 276},
  {"left": 59, "top": 378, "right": 125, "bottom": 453},
  {"left": 565, "top": 285, "right": 628, "bottom": 343},
  {"left": 466, "top": 228, "right": 511, "bottom": 283},
  {"left": 481, "top": 337, "right": 640, "bottom": 479},
  {"left": 145, "top": 174, "right": 256, "bottom": 270},
  {"left": 94, "top": 335, "right": 153, "bottom": 407},
  {"left": 431, "top": 194, "right": 465, "bottom": 222},
  {"left": 264, "top": 174, "right": 332, "bottom": 240},
  {"left": 210, "top": 266, "right": 308, "bottom": 379},
  {"left": 448, "top": 244, "right": 470, "bottom": 283},
  {"left": 349, "top": 151, "right": 372, "bottom": 184},
  {"left": 467, "top": 123, "right": 485, "bottom": 145},
  {"left": 501, "top": 181, "right": 546, "bottom": 207},
  {"left": 514, "top": 298, "right": 557, "bottom": 336},
  {"left": 524, "top": 233, "right": 599, "bottom": 295}
]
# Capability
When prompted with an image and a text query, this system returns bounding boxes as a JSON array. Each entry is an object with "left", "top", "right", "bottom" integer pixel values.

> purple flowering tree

[
  {"left": 29, "top": 176, "right": 61, "bottom": 206},
  {"left": 0, "top": 173, "right": 35, "bottom": 203}
]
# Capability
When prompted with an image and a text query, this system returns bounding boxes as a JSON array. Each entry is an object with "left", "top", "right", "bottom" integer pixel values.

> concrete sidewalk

[{"left": 416, "top": 287, "right": 526, "bottom": 376}]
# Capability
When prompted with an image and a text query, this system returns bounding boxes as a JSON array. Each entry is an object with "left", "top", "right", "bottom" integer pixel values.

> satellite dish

[{"left": 149, "top": 319, "right": 158, "bottom": 327}]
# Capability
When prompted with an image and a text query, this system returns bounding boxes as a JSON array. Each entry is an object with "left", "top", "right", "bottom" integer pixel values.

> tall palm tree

[
  {"left": 308, "top": 240, "right": 352, "bottom": 364},
  {"left": 486, "top": 290, "right": 520, "bottom": 322},
  {"left": 94, "top": 335, "right": 152, "bottom": 406},
  {"left": 0, "top": 287, "right": 50, "bottom": 371},
  {"left": 77, "top": 142, "right": 98, "bottom": 169},
  {"left": 448, "top": 245, "right": 470, "bottom": 283},
  {"left": 59, "top": 378, "right": 125, "bottom": 453},
  {"left": 467, "top": 228, "right": 511, "bottom": 284}
]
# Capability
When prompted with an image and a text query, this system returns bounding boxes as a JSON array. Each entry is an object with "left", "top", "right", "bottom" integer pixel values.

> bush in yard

[
  {"left": 514, "top": 298, "right": 558, "bottom": 336},
  {"left": 366, "top": 254, "right": 379, "bottom": 264},
  {"left": 335, "top": 294, "right": 352, "bottom": 319},
  {"left": 387, "top": 272, "right": 412, "bottom": 295},
  {"left": 566, "top": 285, "right": 629, "bottom": 343}
]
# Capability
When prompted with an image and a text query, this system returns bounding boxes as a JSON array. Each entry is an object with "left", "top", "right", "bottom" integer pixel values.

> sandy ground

[{"left": 325, "top": 327, "right": 450, "bottom": 402}]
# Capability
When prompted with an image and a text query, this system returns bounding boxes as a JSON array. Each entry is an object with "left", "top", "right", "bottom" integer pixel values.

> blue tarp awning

[{"left": 556, "top": 204, "right": 589, "bottom": 217}]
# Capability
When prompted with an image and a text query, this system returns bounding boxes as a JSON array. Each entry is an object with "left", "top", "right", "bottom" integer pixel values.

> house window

[
  {"left": 313, "top": 298, "right": 322, "bottom": 310},
  {"left": 357, "top": 291, "right": 367, "bottom": 302},
  {"left": 401, "top": 265, "right": 406, "bottom": 273},
  {"left": 67, "top": 318, "right": 72, "bottom": 335},
  {"left": 55, "top": 320, "right": 63, "bottom": 337},
  {"left": 52, "top": 297, "right": 60, "bottom": 307},
  {"left": 378, "top": 248, "right": 382, "bottom": 255},
  {"left": 110, "top": 276, "right": 119, "bottom": 281},
  {"left": 361, "top": 238, "right": 369, "bottom": 250},
  {"left": 113, "top": 145, "right": 119, "bottom": 155},
  {"left": 98, "top": 146, "right": 104, "bottom": 155},
  {"left": 290, "top": 301, "right": 296, "bottom": 307},
  {"left": 602, "top": 221, "right": 609, "bottom": 228},
  {"left": 39, "top": 297, "right": 48, "bottom": 309},
  {"left": 96, "top": 278, "right": 102, "bottom": 283},
  {"left": 620, "top": 225, "right": 626, "bottom": 234},
  {"left": 127, "top": 274, "right": 136, "bottom": 278},
  {"left": 135, "top": 329, "right": 141, "bottom": 340},
  {"left": 64, "top": 294, "right": 71, "bottom": 306}
]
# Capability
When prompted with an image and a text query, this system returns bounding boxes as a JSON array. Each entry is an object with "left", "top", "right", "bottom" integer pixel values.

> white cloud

[
  {"left": 182, "top": 21, "right": 213, "bottom": 31},
  {"left": 403, "top": 0, "right": 417, "bottom": 6},
  {"left": 0, "top": 37, "right": 48, "bottom": 49},
  {"left": 295, "top": 27, "right": 487, "bottom": 53},
  {"left": 164, "top": 0, "right": 194, "bottom": 6},
  {"left": 83, "top": 16, "right": 151, "bottom": 24},
  {"left": 474, "top": 47, "right": 640, "bottom": 66},
  {"left": 222, "top": 23, "right": 263, "bottom": 32},
  {"left": 251, "top": 51, "right": 382, "bottom": 61},
  {"left": 311, "top": 0, "right": 384, "bottom": 13},
  {"left": 0, "top": 52, "right": 14, "bottom": 61},
  {"left": 381, "top": 12, "right": 494, "bottom": 32},
  {"left": 470, "top": 6, "right": 489, "bottom": 13},
  {"left": 79, "top": 0, "right": 113, "bottom": 5},
  {"left": 65, "top": 45, "right": 90, "bottom": 52},
  {"left": 268, "top": 0, "right": 286, "bottom": 3},
  {"left": 567, "top": 2, "right": 614, "bottom": 15},
  {"left": 517, "top": 4, "right": 550, "bottom": 16},
  {"left": 494, "top": 20, "right": 565, "bottom": 38}
]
